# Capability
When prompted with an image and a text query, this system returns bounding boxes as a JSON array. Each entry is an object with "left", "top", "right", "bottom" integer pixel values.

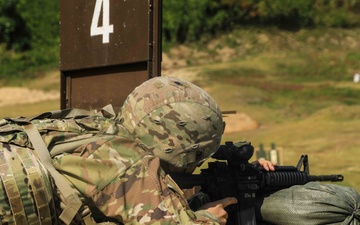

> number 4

[{"left": 91, "top": 0, "right": 114, "bottom": 44}]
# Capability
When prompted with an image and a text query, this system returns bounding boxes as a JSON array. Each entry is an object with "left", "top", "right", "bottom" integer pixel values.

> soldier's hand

[
  {"left": 252, "top": 159, "right": 276, "bottom": 171},
  {"left": 199, "top": 197, "right": 237, "bottom": 225}
]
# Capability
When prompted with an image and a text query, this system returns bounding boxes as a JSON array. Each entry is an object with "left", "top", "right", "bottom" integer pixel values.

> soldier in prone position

[
  {"left": 0, "top": 76, "right": 275, "bottom": 225},
  {"left": 60, "top": 76, "right": 273, "bottom": 225}
]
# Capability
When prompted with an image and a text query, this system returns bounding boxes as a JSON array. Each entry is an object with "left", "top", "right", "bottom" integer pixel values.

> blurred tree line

[
  {"left": 163, "top": 0, "right": 360, "bottom": 45},
  {"left": 0, "top": 0, "right": 59, "bottom": 79},
  {"left": 0, "top": 0, "right": 360, "bottom": 79}
]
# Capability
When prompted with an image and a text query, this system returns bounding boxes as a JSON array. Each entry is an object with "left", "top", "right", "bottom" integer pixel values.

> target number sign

[
  {"left": 60, "top": 0, "right": 161, "bottom": 110},
  {"left": 90, "top": 0, "right": 113, "bottom": 44},
  {"left": 60, "top": 0, "right": 151, "bottom": 71}
]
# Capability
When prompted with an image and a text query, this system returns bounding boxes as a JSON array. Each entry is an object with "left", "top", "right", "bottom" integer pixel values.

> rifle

[{"left": 171, "top": 141, "right": 344, "bottom": 225}]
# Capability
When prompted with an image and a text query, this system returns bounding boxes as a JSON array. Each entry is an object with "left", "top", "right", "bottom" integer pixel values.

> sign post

[{"left": 60, "top": 0, "right": 162, "bottom": 111}]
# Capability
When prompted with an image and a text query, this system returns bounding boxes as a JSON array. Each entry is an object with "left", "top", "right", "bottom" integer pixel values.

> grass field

[
  {"left": 167, "top": 28, "right": 360, "bottom": 192},
  {"left": 1, "top": 27, "right": 360, "bottom": 192},
  {"left": 210, "top": 79, "right": 360, "bottom": 191}
]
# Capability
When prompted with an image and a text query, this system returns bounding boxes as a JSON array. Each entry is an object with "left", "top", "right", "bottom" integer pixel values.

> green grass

[
  {"left": 0, "top": 70, "right": 60, "bottom": 118},
  {"left": 0, "top": 99, "right": 60, "bottom": 118},
  {"left": 188, "top": 28, "right": 360, "bottom": 192},
  {"left": 195, "top": 70, "right": 360, "bottom": 190},
  {"left": 214, "top": 100, "right": 360, "bottom": 190}
]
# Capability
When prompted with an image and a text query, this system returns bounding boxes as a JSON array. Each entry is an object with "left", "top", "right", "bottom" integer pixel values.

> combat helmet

[{"left": 119, "top": 76, "right": 224, "bottom": 171}]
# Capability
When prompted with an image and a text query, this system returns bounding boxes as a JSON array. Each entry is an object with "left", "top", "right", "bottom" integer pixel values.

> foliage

[
  {"left": 0, "top": 0, "right": 29, "bottom": 51},
  {"left": 16, "top": 0, "right": 59, "bottom": 49},
  {"left": 312, "top": 0, "right": 360, "bottom": 27},
  {"left": 163, "top": 0, "right": 360, "bottom": 46},
  {"left": 0, "top": 0, "right": 59, "bottom": 80},
  {"left": 256, "top": 0, "right": 315, "bottom": 29},
  {"left": 162, "top": 0, "right": 255, "bottom": 47},
  {"left": 1, "top": 0, "right": 360, "bottom": 79}
]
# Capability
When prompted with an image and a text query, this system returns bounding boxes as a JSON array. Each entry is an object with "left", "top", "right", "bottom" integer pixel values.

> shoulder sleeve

[{"left": 91, "top": 151, "right": 220, "bottom": 225}]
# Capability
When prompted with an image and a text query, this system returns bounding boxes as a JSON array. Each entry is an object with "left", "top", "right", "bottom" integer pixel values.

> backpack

[{"left": 0, "top": 105, "right": 122, "bottom": 225}]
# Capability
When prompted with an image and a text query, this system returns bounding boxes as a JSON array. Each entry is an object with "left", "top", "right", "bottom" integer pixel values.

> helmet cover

[{"left": 119, "top": 76, "right": 224, "bottom": 168}]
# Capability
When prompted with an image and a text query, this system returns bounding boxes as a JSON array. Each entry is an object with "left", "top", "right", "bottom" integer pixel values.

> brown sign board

[{"left": 60, "top": 0, "right": 162, "bottom": 111}]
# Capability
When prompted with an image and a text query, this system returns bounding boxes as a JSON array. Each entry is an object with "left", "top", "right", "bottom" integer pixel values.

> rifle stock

[{"left": 171, "top": 141, "right": 344, "bottom": 225}]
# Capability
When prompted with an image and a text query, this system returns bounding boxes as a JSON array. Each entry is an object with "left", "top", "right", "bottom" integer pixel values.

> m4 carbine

[{"left": 171, "top": 141, "right": 344, "bottom": 225}]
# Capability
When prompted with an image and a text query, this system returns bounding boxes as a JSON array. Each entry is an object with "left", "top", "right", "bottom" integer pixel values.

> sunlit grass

[{"left": 0, "top": 99, "right": 60, "bottom": 118}]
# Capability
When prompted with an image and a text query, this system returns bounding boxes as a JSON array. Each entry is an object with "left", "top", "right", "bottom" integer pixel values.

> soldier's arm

[
  {"left": 53, "top": 137, "right": 222, "bottom": 224},
  {"left": 91, "top": 154, "right": 222, "bottom": 224}
]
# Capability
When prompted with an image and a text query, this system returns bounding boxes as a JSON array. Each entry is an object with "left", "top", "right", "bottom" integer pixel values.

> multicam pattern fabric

[
  {"left": 0, "top": 144, "right": 55, "bottom": 225},
  {"left": 0, "top": 108, "right": 118, "bottom": 225},
  {"left": 118, "top": 76, "right": 224, "bottom": 169},
  {"left": 54, "top": 136, "right": 220, "bottom": 224},
  {"left": 0, "top": 106, "right": 221, "bottom": 224}
]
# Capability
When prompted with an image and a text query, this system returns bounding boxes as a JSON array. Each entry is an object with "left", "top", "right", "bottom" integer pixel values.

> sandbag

[{"left": 258, "top": 182, "right": 360, "bottom": 225}]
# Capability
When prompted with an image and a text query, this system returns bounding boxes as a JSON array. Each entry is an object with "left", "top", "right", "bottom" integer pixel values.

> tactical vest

[{"left": 0, "top": 105, "right": 122, "bottom": 225}]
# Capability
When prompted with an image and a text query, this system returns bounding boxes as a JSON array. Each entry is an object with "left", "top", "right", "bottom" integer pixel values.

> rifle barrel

[{"left": 309, "top": 174, "right": 344, "bottom": 182}]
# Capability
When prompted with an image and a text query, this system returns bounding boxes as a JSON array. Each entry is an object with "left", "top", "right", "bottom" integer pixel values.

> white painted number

[{"left": 91, "top": 0, "right": 114, "bottom": 43}]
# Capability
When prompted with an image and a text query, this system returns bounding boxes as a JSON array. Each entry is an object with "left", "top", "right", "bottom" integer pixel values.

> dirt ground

[{"left": 0, "top": 87, "right": 59, "bottom": 107}]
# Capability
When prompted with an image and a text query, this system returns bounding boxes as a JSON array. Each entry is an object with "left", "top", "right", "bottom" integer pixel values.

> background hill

[{"left": 1, "top": 27, "right": 360, "bottom": 192}]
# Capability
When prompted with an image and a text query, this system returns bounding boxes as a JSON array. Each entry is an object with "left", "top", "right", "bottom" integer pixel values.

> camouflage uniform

[
  {"left": 0, "top": 76, "right": 224, "bottom": 224},
  {"left": 54, "top": 135, "right": 220, "bottom": 224}
]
